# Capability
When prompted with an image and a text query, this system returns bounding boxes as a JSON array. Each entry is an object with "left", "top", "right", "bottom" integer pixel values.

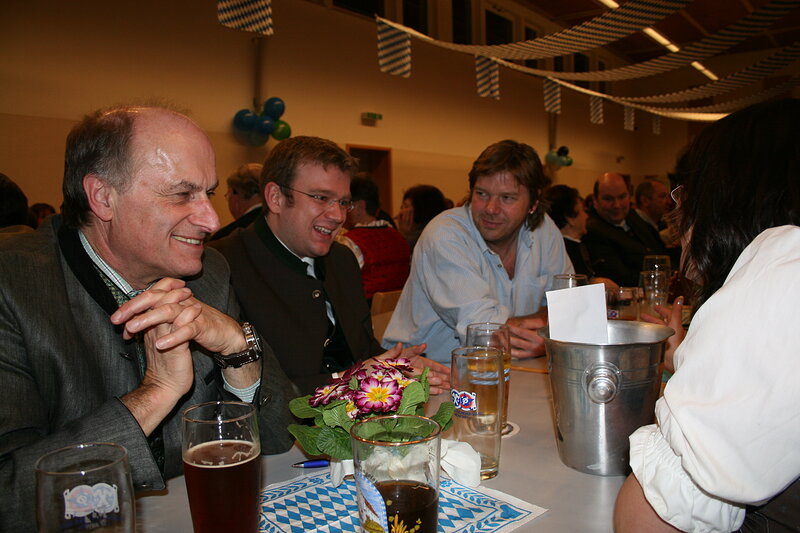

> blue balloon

[
  {"left": 256, "top": 115, "right": 276, "bottom": 135},
  {"left": 263, "top": 97, "right": 285, "bottom": 120},
  {"left": 233, "top": 109, "right": 258, "bottom": 131}
]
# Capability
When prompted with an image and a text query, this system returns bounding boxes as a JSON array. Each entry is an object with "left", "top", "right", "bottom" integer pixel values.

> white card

[{"left": 545, "top": 283, "right": 609, "bottom": 344}]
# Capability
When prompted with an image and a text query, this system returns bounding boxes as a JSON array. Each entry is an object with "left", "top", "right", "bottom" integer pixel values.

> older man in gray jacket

[{"left": 0, "top": 105, "right": 294, "bottom": 531}]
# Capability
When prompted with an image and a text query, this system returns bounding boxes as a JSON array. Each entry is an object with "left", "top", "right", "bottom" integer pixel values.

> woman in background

[
  {"left": 614, "top": 99, "right": 800, "bottom": 532},
  {"left": 395, "top": 184, "right": 448, "bottom": 249},
  {"left": 545, "top": 184, "right": 618, "bottom": 290}
]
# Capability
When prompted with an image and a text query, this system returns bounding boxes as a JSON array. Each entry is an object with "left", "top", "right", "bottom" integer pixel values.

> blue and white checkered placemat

[{"left": 258, "top": 471, "right": 547, "bottom": 533}]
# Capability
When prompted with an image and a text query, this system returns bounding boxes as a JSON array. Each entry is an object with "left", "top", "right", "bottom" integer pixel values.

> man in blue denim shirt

[{"left": 383, "top": 140, "right": 573, "bottom": 365}]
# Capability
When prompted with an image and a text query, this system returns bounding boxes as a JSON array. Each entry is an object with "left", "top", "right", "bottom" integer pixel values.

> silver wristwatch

[{"left": 212, "top": 322, "right": 262, "bottom": 369}]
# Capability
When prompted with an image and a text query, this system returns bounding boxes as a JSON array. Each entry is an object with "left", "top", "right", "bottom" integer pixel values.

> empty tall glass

[
  {"left": 640, "top": 270, "right": 669, "bottom": 318},
  {"left": 451, "top": 346, "right": 504, "bottom": 479},
  {"left": 36, "top": 442, "right": 135, "bottom": 533},
  {"left": 552, "top": 274, "right": 588, "bottom": 290}
]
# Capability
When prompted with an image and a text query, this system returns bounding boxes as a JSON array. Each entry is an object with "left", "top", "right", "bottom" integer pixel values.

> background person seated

[
  {"left": 583, "top": 172, "right": 669, "bottom": 286},
  {"left": 336, "top": 174, "right": 411, "bottom": 301},
  {"left": 544, "top": 184, "right": 617, "bottom": 290},
  {"left": 207, "top": 163, "right": 263, "bottom": 241},
  {"left": 395, "top": 184, "right": 448, "bottom": 249}
]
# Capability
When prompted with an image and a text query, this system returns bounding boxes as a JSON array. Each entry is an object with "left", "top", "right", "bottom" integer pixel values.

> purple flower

[
  {"left": 379, "top": 357, "right": 414, "bottom": 374},
  {"left": 309, "top": 381, "right": 348, "bottom": 407},
  {"left": 354, "top": 377, "right": 401, "bottom": 414}
]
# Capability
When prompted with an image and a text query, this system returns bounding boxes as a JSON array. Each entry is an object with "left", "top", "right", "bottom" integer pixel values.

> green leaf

[
  {"left": 289, "top": 396, "right": 321, "bottom": 419},
  {"left": 317, "top": 426, "right": 353, "bottom": 460},
  {"left": 397, "top": 381, "right": 425, "bottom": 415},
  {"left": 430, "top": 400, "right": 455, "bottom": 432},
  {"left": 287, "top": 424, "right": 322, "bottom": 456},
  {"left": 323, "top": 401, "right": 355, "bottom": 431}
]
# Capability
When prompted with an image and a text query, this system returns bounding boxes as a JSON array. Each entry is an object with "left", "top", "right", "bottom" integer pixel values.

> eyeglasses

[
  {"left": 670, "top": 184, "right": 683, "bottom": 204},
  {"left": 281, "top": 186, "right": 354, "bottom": 212}
]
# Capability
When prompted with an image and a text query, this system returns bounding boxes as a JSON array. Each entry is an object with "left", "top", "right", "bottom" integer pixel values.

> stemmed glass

[{"left": 466, "top": 322, "right": 513, "bottom": 436}]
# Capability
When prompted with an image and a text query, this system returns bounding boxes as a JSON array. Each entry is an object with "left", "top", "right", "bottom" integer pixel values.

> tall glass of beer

[
  {"left": 182, "top": 401, "right": 261, "bottom": 533},
  {"left": 466, "top": 322, "right": 512, "bottom": 433}
]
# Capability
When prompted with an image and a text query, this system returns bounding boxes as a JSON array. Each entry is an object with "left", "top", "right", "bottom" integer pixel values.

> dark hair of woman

[
  {"left": 403, "top": 185, "right": 447, "bottom": 225},
  {"left": 674, "top": 98, "right": 800, "bottom": 308},
  {"left": 544, "top": 184, "right": 580, "bottom": 229}
]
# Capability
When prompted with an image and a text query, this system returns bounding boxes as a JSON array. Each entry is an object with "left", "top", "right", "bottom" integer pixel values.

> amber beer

[
  {"left": 183, "top": 440, "right": 260, "bottom": 533},
  {"left": 182, "top": 402, "right": 261, "bottom": 533}
]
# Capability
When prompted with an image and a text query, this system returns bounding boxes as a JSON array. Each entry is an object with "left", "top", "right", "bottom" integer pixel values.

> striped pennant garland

[
  {"left": 543, "top": 79, "right": 561, "bottom": 114},
  {"left": 617, "top": 42, "right": 800, "bottom": 103},
  {"left": 376, "top": 0, "right": 688, "bottom": 61},
  {"left": 217, "top": 0, "right": 273, "bottom": 35},
  {"left": 652, "top": 115, "right": 661, "bottom": 135},
  {"left": 590, "top": 96, "right": 604, "bottom": 124},
  {"left": 476, "top": 57, "right": 500, "bottom": 99},
  {"left": 378, "top": 20, "right": 411, "bottom": 78},
  {"left": 624, "top": 106, "right": 635, "bottom": 131},
  {"left": 527, "top": 0, "right": 800, "bottom": 81}
]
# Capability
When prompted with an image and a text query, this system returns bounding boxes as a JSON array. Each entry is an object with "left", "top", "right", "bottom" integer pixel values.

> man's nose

[{"left": 192, "top": 197, "right": 221, "bottom": 234}]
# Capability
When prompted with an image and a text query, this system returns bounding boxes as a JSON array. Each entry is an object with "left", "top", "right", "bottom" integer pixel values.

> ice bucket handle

[{"left": 584, "top": 362, "right": 621, "bottom": 404}]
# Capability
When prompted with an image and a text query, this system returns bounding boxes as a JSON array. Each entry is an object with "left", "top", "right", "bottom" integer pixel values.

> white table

[{"left": 136, "top": 358, "right": 626, "bottom": 532}]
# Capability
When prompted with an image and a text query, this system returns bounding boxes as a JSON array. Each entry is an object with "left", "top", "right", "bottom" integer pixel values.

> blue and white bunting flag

[{"left": 217, "top": 0, "right": 273, "bottom": 35}]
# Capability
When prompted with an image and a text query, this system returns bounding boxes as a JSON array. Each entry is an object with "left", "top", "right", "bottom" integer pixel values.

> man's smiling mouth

[{"left": 172, "top": 235, "right": 203, "bottom": 245}]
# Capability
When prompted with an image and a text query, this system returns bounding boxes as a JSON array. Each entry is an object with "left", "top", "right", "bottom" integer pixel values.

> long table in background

[{"left": 136, "top": 357, "right": 626, "bottom": 532}]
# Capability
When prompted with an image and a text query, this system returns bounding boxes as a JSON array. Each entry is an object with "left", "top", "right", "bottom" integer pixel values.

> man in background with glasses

[{"left": 210, "top": 136, "right": 449, "bottom": 396}]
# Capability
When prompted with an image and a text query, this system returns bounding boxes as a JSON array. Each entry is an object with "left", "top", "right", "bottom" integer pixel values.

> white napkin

[
  {"left": 440, "top": 439, "right": 481, "bottom": 487},
  {"left": 546, "top": 283, "right": 609, "bottom": 344},
  {"left": 330, "top": 458, "right": 355, "bottom": 487},
  {"left": 328, "top": 439, "right": 481, "bottom": 488}
]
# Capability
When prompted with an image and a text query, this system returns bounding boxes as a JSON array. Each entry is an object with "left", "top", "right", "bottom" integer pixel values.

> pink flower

[
  {"left": 379, "top": 357, "right": 414, "bottom": 374},
  {"left": 354, "top": 377, "right": 401, "bottom": 414},
  {"left": 309, "top": 381, "right": 348, "bottom": 407}
]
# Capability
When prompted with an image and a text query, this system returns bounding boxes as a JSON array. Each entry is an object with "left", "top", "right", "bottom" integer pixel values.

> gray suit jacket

[{"left": 0, "top": 216, "right": 295, "bottom": 531}]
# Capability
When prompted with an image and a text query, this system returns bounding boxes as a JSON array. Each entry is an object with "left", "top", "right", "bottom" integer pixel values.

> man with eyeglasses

[
  {"left": 209, "top": 136, "right": 450, "bottom": 396},
  {"left": 583, "top": 172, "right": 669, "bottom": 287}
]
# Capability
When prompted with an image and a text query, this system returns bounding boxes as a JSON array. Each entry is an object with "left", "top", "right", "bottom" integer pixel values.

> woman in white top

[{"left": 614, "top": 99, "right": 800, "bottom": 532}]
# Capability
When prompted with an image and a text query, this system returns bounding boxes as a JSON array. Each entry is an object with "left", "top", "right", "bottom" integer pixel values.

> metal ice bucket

[{"left": 539, "top": 321, "right": 674, "bottom": 476}]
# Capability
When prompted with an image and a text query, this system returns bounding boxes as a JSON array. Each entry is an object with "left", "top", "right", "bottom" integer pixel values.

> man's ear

[
  {"left": 84, "top": 174, "right": 115, "bottom": 222},
  {"left": 264, "top": 182, "right": 284, "bottom": 213}
]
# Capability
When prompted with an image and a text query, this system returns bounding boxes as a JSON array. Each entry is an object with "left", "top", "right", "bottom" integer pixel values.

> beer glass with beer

[
  {"left": 351, "top": 415, "right": 441, "bottom": 533},
  {"left": 181, "top": 401, "right": 261, "bottom": 533},
  {"left": 36, "top": 442, "right": 135, "bottom": 533},
  {"left": 450, "top": 346, "right": 504, "bottom": 479},
  {"left": 466, "top": 322, "right": 512, "bottom": 434}
]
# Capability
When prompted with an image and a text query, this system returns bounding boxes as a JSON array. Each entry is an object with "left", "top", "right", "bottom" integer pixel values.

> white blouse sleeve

[{"left": 629, "top": 226, "right": 800, "bottom": 532}]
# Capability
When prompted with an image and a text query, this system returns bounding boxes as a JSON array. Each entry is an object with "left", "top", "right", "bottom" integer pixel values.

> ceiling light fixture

[
  {"left": 691, "top": 61, "right": 719, "bottom": 81},
  {"left": 642, "top": 27, "right": 680, "bottom": 52}
]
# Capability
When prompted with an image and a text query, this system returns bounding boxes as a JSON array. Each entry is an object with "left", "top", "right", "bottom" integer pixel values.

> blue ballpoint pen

[{"left": 292, "top": 459, "right": 330, "bottom": 468}]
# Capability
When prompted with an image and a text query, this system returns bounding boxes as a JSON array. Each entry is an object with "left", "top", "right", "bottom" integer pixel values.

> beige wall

[{"left": 1, "top": 0, "right": 694, "bottom": 226}]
